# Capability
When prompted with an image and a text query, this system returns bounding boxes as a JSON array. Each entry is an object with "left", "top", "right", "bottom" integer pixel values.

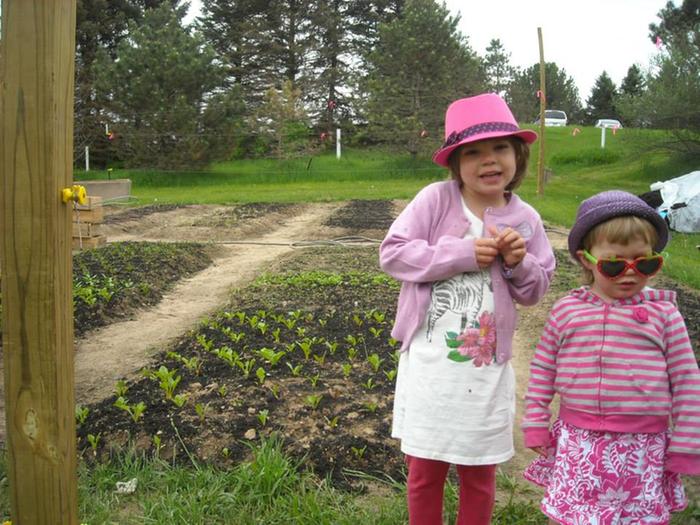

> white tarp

[{"left": 650, "top": 170, "right": 700, "bottom": 233}]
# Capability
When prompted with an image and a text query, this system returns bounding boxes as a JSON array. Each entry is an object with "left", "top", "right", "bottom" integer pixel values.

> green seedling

[
  {"left": 297, "top": 339, "right": 313, "bottom": 360},
  {"left": 257, "top": 409, "right": 269, "bottom": 426},
  {"left": 268, "top": 384, "right": 280, "bottom": 399},
  {"left": 75, "top": 405, "right": 89, "bottom": 425},
  {"left": 364, "top": 401, "right": 378, "bottom": 413},
  {"left": 286, "top": 362, "right": 303, "bottom": 376},
  {"left": 222, "top": 326, "right": 245, "bottom": 343},
  {"left": 114, "top": 379, "right": 128, "bottom": 397},
  {"left": 352, "top": 314, "right": 364, "bottom": 327},
  {"left": 324, "top": 341, "right": 338, "bottom": 355},
  {"left": 307, "top": 373, "right": 321, "bottom": 388},
  {"left": 258, "top": 347, "right": 285, "bottom": 366},
  {"left": 347, "top": 347, "right": 358, "bottom": 360},
  {"left": 256, "top": 321, "right": 268, "bottom": 335},
  {"left": 341, "top": 363, "right": 352, "bottom": 378},
  {"left": 87, "top": 433, "right": 101, "bottom": 453},
  {"left": 324, "top": 415, "right": 340, "bottom": 429},
  {"left": 372, "top": 311, "right": 386, "bottom": 323},
  {"left": 369, "top": 327, "right": 384, "bottom": 338},
  {"left": 318, "top": 318, "right": 328, "bottom": 327},
  {"left": 196, "top": 334, "right": 214, "bottom": 353},
  {"left": 388, "top": 337, "right": 399, "bottom": 349},
  {"left": 367, "top": 353, "right": 383, "bottom": 372},
  {"left": 247, "top": 315, "right": 260, "bottom": 329},
  {"left": 256, "top": 367, "right": 267, "bottom": 385},
  {"left": 218, "top": 385, "right": 228, "bottom": 397},
  {"left": 345, "top": 334, "right": 359, "bottom": 346},
  {"left": 363, "top": 377, "right": 376, "bottom": 390},
  {"left": 222, "top": 447, "right": 231, "bottom": 458},
  {"left": 152, "top": 434, "right": 163, "bottom": 457},
  {"left": 305, "top": 394, "right": 323, "bottom": 410},
  {"left": 215, "top": 346, "right": 239, "bottom": 368},
  {"left": 195, "top": 402, "right": 210, "bottom": 423},
  {"left": 151, "top": 365, "right": 181, "bottom": 400},
  {"left": 280, "top": 317, "right": 297, "bottom": 330},
  {"left": 313, "top": 352, "right": 326, "bottom": 365},
  {"left": 172, "top": 393, "right": 188, "bottom": 408},
  {"left": 351, "top": 445, "right": 367, "bottom": 459},
  {"left": 114, "top": 396, "right": 146, "bottom": 423},
  {"left": 295, "top": 326, "right": 307, "bottom": 338},
  {"left": 234, "top": 311, "right": 246, "bottom": 324},
  {"left": 271, "top": 328, "right": 281, "bottom": 343},
  {"left": 384, "top": 368, "right": 398, "bottom": 381},
  {"left": 236, "top": 358, "right": 256, "bottom": 378}
]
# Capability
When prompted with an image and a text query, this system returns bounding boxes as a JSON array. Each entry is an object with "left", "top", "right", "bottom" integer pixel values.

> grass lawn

[{"left": 75, "top": 126, "right": 700, "bottom": 288}]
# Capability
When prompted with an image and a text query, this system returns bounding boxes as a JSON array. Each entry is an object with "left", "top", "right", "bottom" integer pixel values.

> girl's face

[
  {"left": 580, "top": 237, "right": 656, "bottom": 302},
  {"left": 457, "top": 138, "right": 516, "bottom": 205}
]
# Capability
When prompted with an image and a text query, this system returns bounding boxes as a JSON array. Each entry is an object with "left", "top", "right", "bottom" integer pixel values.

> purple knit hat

[{"left": 568, "top": 190, "right": 669, "bottom": 258}]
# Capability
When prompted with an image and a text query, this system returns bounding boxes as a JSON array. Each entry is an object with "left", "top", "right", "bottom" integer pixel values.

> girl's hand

[
  {"left": 474, "top": 237, "right": 499, "bottom": 268},
  {"left": 489, "top": 226, "right": 526, "bottom": 267}
]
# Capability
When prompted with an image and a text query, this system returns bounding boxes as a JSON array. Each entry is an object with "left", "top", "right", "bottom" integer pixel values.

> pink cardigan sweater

[
  {"left": 380, "top": 180, "right": 555, "bottom": 364},
  {"left": 522, "top": 287, "right": 700, "bottom": 474}
]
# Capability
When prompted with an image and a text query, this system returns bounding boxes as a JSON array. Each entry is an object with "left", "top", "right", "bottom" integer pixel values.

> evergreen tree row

[{"left": 74, "top": 0, "right": 699, "bottom": 168}]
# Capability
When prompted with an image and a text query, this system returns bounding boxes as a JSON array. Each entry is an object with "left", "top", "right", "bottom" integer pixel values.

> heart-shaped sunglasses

[{"left": 582, "top": 250, "right": 664, "bottom": 280}]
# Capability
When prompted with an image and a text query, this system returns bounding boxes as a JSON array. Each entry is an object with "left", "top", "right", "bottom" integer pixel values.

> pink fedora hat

[{"left": 432, "top": 93, "right": 537, "bottom": 167}]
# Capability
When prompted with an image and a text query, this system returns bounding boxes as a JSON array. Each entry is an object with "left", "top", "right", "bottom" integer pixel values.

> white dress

[{"left": 391, "top": 202, "right": 516, "bottom": 465}]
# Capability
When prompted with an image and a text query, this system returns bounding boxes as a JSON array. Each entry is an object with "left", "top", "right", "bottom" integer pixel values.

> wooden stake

[
  {"left": 1, "top": 1, "right": 79, "bottom": 523},
  {"left": 537, "top": 27, "right": 546, "bottom": 197}
]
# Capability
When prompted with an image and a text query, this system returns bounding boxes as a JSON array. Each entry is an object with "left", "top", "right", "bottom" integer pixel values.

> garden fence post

[
  {"left": 600, "top": 127, "right": 606, "bottom": 148},
  {"left": 85, "top": 146, "right": 90, "bottom": 172},
  {"left": 0, "top": 1, "right": 79, "bottom": 523}
]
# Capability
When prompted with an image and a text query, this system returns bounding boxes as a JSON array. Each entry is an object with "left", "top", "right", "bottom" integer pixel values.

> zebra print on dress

[{"left": 426, "top": 272, "right": 487, "bottom": 342}]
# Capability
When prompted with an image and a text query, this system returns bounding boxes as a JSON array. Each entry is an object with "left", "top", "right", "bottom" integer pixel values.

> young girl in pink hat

[
  {"left": 380, "top": 93, "right": 556, "bottom": 524},
  {"left": 522, "top": 190, "right": 700, "bottom": 524}
]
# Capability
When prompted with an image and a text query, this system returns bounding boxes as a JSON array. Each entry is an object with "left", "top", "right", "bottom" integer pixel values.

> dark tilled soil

[
  {"left": 103, "top": 204, "right": 184, "bottom": 224},
  {"left": 324, "top": 200, "right": 397, "bottom": 231}
]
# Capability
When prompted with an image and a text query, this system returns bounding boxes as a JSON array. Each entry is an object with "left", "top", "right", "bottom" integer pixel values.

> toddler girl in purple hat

[
  {"left": 380, "top": 93, "right": 555, "bottom": 525},
  {"left": 522, "top": 190, "right": 700, "bottom": 524}
]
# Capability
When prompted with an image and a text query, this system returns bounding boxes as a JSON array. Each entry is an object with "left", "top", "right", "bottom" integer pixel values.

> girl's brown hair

[
  {"left": 447, "top": 137, "right": 530, "bottom": 191},
  {"left": 578, "top": 215, "right": 660, "bottom": 284}
]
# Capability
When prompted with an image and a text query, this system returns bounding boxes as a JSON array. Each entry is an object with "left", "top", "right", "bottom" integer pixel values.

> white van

[{"left": 543, "top": 110, "right": 568, "bottom": 127}]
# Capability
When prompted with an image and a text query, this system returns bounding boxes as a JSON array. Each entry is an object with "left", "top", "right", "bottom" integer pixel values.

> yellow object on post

[{"left": 61, "top": 184, "right": 87, "bottom": 205}]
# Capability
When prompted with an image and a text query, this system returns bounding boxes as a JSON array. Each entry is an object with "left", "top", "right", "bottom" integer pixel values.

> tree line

[{"left": 74, "top": 0, "right": 699, "bottom": 168}]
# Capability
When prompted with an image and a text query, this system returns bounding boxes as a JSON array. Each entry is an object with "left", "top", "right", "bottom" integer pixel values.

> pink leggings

[{"left": 405, "top": 455, "right": 496, "bottom": 525}]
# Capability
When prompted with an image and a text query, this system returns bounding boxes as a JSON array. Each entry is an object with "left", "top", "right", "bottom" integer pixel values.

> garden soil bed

[{"left": 2, "top": 200, "right": 699, "bottom": 499}]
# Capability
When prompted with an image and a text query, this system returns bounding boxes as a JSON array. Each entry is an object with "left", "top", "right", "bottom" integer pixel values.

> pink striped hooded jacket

[{"left": 522, "top": 287, "right": 700, "bottom": 474}]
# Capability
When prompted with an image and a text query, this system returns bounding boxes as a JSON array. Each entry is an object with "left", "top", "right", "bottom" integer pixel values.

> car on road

[
  {"left": 534, "top": 110, "right": 568, "bottom": 127},
  {"left": 595, "top": 118, "right": 622, "bottom": 129}
]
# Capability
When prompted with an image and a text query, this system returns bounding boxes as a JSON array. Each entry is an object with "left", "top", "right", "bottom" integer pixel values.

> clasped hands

[{"left": 475, "top": 226, "right": 526, "bottom": 269}]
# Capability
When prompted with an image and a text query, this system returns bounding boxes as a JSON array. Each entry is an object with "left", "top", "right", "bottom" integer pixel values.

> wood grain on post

[{"left": 1, "top": 1, "right": 79, "bottom": 523}]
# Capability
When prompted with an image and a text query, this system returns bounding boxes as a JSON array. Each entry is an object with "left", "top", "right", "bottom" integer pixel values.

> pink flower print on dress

[
  {"left": 477, "top": 311, "right": 497, "bottom": 347},
  {"left": 467, "top": 343, "right": 494, "bottom": 367},
  {"left": 456, "top": 328, "right": 480, "bottom": 356},
  {"left": 632, "top": 306, "right": 649, "bottom": 323},
  {"left": 444, "top": 311, "right": 497, "bottom": 365}
]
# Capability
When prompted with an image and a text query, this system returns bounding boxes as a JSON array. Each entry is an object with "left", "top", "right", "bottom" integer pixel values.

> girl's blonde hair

[
  {"left": 578, "top": 215, "right": 660, "bottom": 284},
  {"left": 447, "top": 137, "right": 530, "bottom": 191}
]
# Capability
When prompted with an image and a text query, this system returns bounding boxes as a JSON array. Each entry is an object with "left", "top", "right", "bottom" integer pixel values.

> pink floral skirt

[{"left": 523, "top": 420, "right": 687, "bottom": 525}]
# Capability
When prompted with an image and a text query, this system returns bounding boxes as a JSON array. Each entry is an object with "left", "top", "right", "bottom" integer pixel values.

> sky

[{"left": 185, "top": 0, "right": 673, "bottom": 101}]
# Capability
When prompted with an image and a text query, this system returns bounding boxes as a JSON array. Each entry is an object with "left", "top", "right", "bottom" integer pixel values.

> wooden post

[
  {"left": 1, "top": 1, "right": 79, "bottom": 523},
  {"left": 537, "top": 27, "right": 546, "bottom": 197}
]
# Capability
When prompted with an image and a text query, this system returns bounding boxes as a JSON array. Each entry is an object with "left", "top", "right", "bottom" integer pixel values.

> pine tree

[
  {"left": 95, "top": 4, "right": 225, "bottom": 167},
  {"left": 484, "top": 39, "right": 513, "bottom": 97},
  {"left": 585, "top": 71, "right": 618, "bottom": 123},
  {"left": 506, "top": 63, "right": 582, "bottom": 124},
  {"left": 619, "top": 64, "right": 645, "bottom": 97},
  {"left": 363, "top": 0, "right": 484, "bottom": 156}
]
